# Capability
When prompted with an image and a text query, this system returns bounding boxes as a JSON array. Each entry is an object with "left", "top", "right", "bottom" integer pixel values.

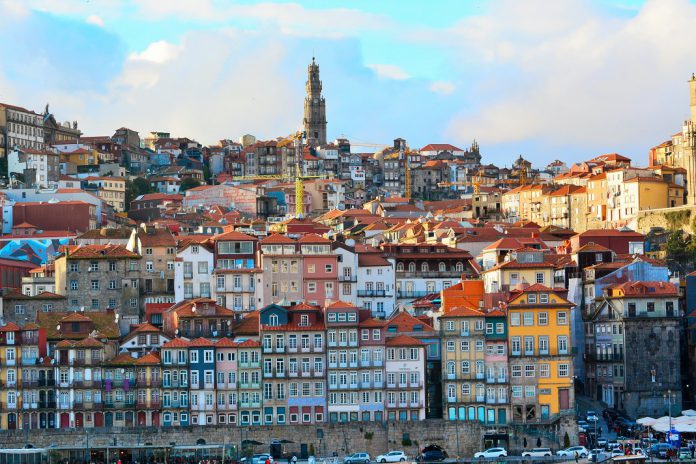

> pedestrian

[
  {"left": 291, "top": 456, "right": 297, "bottom": 464},
  {"left": 536, "top": 437, "right": 541, "bottom": 448},
  {"left": 523, "top": 438, "right": 527, "bottom": 449},
  {"left": 574, "top": 451, "right": 579, "bottom": 464},
  {"left": 265, "top": 458, "right": 271, "bottom": 464}
]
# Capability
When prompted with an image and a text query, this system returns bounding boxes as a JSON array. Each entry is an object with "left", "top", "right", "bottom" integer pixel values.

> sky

[{"left": 1, "top": 0, "right": 695, "bottom": 167}]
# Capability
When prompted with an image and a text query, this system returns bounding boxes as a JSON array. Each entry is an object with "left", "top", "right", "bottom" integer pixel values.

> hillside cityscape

[{"left": 2, "top": 35, "right": 696, "bottom": 463}]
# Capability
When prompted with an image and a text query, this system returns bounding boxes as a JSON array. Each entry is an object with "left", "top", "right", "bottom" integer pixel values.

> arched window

[
  {"left": 439, "top": 262, "right": 446, "bottom": 272},
  {"left": 455, "top": 262, "right": 464, "bottom": 272},
  {"left": 408, "top": 262, "right": 416, "bottom": 273},
  {"left": 269, "top": 314, "right": 279, "bottom": 326},
  {"left": 461, "top": 361, "right": 470, "bottom": 374},
  {"left": 421, "top": 262, "right": 429, "bottom": 272},
  {"left": 396, "top": 262, "right": 404, "bottom": 272},
  {"left": 447, "top": 361, "right": 455, "bottom": 375},
  {"left": 447, "top": 384, "right": 456, "bottom": 399}
]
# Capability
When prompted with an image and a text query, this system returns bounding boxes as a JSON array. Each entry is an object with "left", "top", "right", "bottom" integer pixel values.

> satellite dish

[
  {"left": 212, "top": 331, "right": 218, "bottom": 337},
  {"left": 51, "top": 359, "right": 55, "bottom": 365},
  {"left": 39, "top": 357, "right": 44, "bottom": 364},
  {"left": 80, "top": 306, "right": 85, "bottom": 312},
  {"left": 175, "top": 329, "right": 179, "bottom": 335},
  {"left": 120, "top": 368, "right": 125, "bottom": 374}
]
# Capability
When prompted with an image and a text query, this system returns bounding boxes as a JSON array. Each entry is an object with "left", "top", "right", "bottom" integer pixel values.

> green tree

[
  {"left": 132, "top": 176, "right": 152, "bottom": 195},
  {"left": 124, "top": 177, "right": 154, "bottom": 211},
  {"left": 563, "top": 432, "right": 570, "bottom": 449},
  {"left": 180, "top": 177, "right": 202, "bottom": 191},
  {"left": 666, "top": 230, "right": 696, "bottom": 274}
]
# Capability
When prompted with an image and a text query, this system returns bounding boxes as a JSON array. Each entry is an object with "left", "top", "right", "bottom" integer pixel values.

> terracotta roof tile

[
  {"left": 386, "top": 335, "right": 425, "bottom": 346},
  {"left": 135, "top": 352, "right": 161, "bottom": 365}
]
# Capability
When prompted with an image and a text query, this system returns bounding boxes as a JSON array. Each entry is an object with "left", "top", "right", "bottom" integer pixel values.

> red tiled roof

[
  {"left": 188, "top": 337, "right": 215, "bottom": 347},
  {"left": 386, "top": 335, "right": 425, "bottom": 346},
  {"left": 214, "top": 337, "right": 238, "bottom": 348},
  {"left": 107, "top": 353, "right": 137, "bottom": 366},
  {"left": 214, "top": 230, "right": 257, "bottom": 241},
  {"left": 0, "top": 322, "right": 21, "bottom": 332},
  {"left": 441, "top": 307, "right": 484, "bottom": 318},
  {"left": 326, "top": 300, "right": 359, "bottom": 309},
  {"left": 606, "top": 281, "right": 677, "bottom": 297},
  {"left": 135, "top": 352, "right": 161, "bottom": 365},
  {"left": 63, "top": 244, "right": 139, "bottom": 259},
  {"left": 161, "top": 338, "right": 191, "bottom": 348},
  {"left": 60, "top": 313, "right": 93, "bottom": 323},
  {"left": 260, "top": 234, "right": 296, "bottom": 244},
  {"left": 420, "top": 143, "right": 464, "bottom": 152},
  {"left": 235, "top": 339, "right": 261, "bottom": 348},
  {"left": 297, "top": 233, "right": 331, "bottom": 244},
  {"left": 387, "top": 311, "right": 434, "bottom": 332}
]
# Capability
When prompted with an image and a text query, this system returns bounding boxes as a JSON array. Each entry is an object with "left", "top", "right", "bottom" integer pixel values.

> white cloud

[
  {"left": 443, "top": 0, "right": 696, "bottom": 160},
  {"left": 128, "top": 40, "right": 180, "bottom": 64},
  {"left": 429, "top": 81, "right": 455, "bottom": 95},
  {"left": 86, "top": 14, "right": 104, "bottom": 27},
  {"left": 367, "top": 64, "right": 410, "bottom": 80}
]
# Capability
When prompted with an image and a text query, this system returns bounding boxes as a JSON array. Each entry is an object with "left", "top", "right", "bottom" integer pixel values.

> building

[
  {"left": 11, "top": 201, "right": 97, "bottom": 233},
  {"left": 0, "top": 290, "right": 66, "bottom": 326},
  {"left": 175, "top": 239, "right": 215, "bottom": 302},
  {"left": 129, "top": 225, "right": 177, "bottom": 310},
  {"left": 162, "top": 298, "right": 236, "bottom": 339},
  {"left": 303, "top": 58, "right": 327, "bottom": 146},
  {"left": 587, "top": 281, "right": 681, "bottom": 418},
  {"left": 128, "top": 193, "right": 183, "bottom": 222},
  {"left": 7, "top": 148, "right": 60, "bottom": 188},
  {"left": 384, "top": 335, "right": 427, "bottom": 421},
  {"left": 259, "top": 302, "right": 326, "bottom": 424},
  {"left": 83, "top": 177, "right": 126, "bottom": 212},
  {"left": 507, "top": 284, "right": 574, "bottom": 423},
  {"left": 53, "top": 245, "right": 142, "bottom": 323},
  {"left": 0, "top": 103, "right": 45, "bottom": 155},
  {"left": 210, "top": 230, "right": 262, "bottom": 313}
]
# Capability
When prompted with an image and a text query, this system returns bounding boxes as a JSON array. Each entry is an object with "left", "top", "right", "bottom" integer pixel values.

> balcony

[
  {"left": 349, "top": 361, "right": 358, "bottom": 368},
  {"left": 398, "top": 382, "right": 408, "bottom": 388},
  {"left": 447, "top": 373, "right": 456, "bottom": 380},
  {"left": 357, "top": 290, "right": 387, "bottom": 297},
  {"left": 410, "top": 381, "right": 421, "bottom": 388},
  {"left": 476, "top": 373, "right": 485, "bottom": 380},
  {"left": 585, "top": 352, "right": 624, "bottom": 362},
  {"left": 460, "top": 330, "right": 470, "bottom": 337},
  {"left": 476, "top": 395, "right": 485, "bottom": 402},
  {"left": 288, "top": 346, "right": 298, "bottom": 353},
  {"left": 301, "top": 370, "right": 313, "bottom": 377},
  {"left": 498, "top": 397, "right": 507, "bottom": 404},
  {"left": 447, "top": 396, "right": 457, "bottom": 403},
  {"left": 360, "top": 359, "right": 371, "bottom": 367},
  {"left": 397, "top": 270, "right": 462, "bottom": 279},
  {"left": 313, "top": 370, "right": 323, "bottom": 377},
  {"left": 374, "top": 360, "right": 383, "bottom": 367},
  {"left": 396, "top": 290, "right": 430, "bottom": 299},
  {"left": 338, "top": 275, "right": 357, "bottom": 282},
  {"left": 387, "top": 382, "right": 396, "bottom": 389},
  {"left": 38, "top": 379, "right": 55, "bottom": 387},
  {"left": 387, "top": 402, "right": 397, "bottom": 408},
  {"left": 275, "top": 346, "right": 286, "bottom": 353},
  {"left": 410, "top": 401, "right": 420, "bottom": 408},
  {"left": 21, "top": 357, "right": 38, "bottom": 366},
  {"left": 360, "top": 381, "right": 371, "bottom": 389},
  {"left": 486, "top": 397, "right": 496, "bottom": 404},
  {"left": 374, "top": 381, "right": 384, "bottom": 389}
]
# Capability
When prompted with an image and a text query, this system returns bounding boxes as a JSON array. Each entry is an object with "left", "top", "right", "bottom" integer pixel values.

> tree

[
  {"left": 665, "top": 230, "right": 696, "bottom": 274},
  {"left": 180, "top": 177, "right": 202, "bottom": 192},
  {"left": 124, "top": 177, "right": 154, "bottom": 211},
  {"left": 563, "top": 432, "right": 570, "bottom": 449}
]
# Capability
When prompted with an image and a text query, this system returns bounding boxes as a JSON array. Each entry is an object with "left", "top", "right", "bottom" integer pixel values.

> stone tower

[
  {"left": 303, "top": 57, "right": 327, "bottom": 146},
  {"left": 686, "top": 74, "right": 696, "bottom": 204}
]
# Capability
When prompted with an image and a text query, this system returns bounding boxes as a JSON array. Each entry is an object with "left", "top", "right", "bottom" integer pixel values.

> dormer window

[
  {"left": 269, "top": 314, "right": 279, "bottom": 326},
  {"left": 300, "top": 315, "right": 309, "bottom": 326},
  {"left": 527, "top": 294, "right": 537, "bottom": 304},
  {"left": 540, "top": 293, "right": 549, "bottom": 304}
]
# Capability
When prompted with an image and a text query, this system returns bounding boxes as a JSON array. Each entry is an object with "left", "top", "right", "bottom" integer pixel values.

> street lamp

[{"left": 664, "top": 390, "right": 677, "bottom": 439}]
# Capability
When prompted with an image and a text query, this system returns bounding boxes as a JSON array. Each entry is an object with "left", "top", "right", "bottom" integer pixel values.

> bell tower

[
  {"left": 685, "top": 74, "right": 696, "bottom": 204},
  {"left": 303, "top": 57, "right": 327, "bottom": 146}
]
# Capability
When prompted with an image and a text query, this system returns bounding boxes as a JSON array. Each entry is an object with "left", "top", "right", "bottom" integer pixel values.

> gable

[{"left": 259, "top": 304, "right": 289, "bottom": 325}]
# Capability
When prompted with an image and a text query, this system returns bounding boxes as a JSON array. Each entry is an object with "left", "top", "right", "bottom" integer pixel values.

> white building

[
  {"left": 356, "top": 251, "right": 395, "bottom": 319},
  {"left": 1, "top": 103, "right": 45, "bottom": 152},
  {"left": 8, "top": 148, "right": 60, "bottom": 188},
  {"left": 384, "top": 335, "right": 427, "bottom": 421},
  {"left": 119, "top": 323, "right": 171, "bottom": 357},
  {"left": 175, "top": 241, "right": 215, "bottom": 302}
]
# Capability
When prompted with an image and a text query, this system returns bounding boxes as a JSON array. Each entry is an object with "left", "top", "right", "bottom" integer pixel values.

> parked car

[
  {"left": 589, "top": 449, "right": 603, "bottom": 461},
  {"left": 607, "top": 440, "right": 620, "bottom": 450},
  {"left": 679, "top": 447, "right": 692, "bottom": 460},
  {"left": 345, "top": 453, "right": 370, "bottom": 464},
  {"left": 244, "top": 455, "right": 274, "bottom": 464},
  {"left": 597, "top": 438, "right": 607, "bottom": 447},
  {"left": 649, "top": 443, "right": 673, "bottom": 459},
  {"left": 474, "top": 448, "right": 507, "bottom": 459},
  {"left": 521, "top": 448, "right": 552, "bottom": 457},
  {"left": 586, "top": 411, "right": 599, "bottom": 422},
  {"left": 557, "top": 446, "right": 589, "bottom": 458},
  {"left": 375, "top": 451, "right": 406, "bottom": 463},
  {"left": 416, "top": 445, "right": 447, "bottom": 462},
  {"left": 609, "top": 449, "right": 624, "bottom": 458}
]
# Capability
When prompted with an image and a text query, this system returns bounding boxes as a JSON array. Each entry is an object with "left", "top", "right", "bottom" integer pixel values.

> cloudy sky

[{"left": 1, "top": 0, "right": 695, "bottom": 167}]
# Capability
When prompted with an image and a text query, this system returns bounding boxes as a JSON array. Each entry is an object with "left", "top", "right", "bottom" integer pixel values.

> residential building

[
  {"left": 507, "top": 285, "right": 574, "bottom": 423},
  {"left": 211, "top": 231, "right": 261, "bottom": 313},
  {"left": 0, "top": 103, "right": 45, "bottom": 153},
  {"left": 259, "top": 302, "right": 326, "bottom": 425},
  {"left": 8, "top": 149, "right": 60, "bottom": 188},
  {"left": 162, "top": 298, "right": 236, "bottom": 339},
  {"left": 385, "top": 335, "right": 427, "bottom": 421},
  {"left": 54, "top": 245, "right": 142, "bottom": 323},
  {"left": 83, "top": 176, "right": 126, "bottom": 212},
  {"left": 130, "top": 225, "right": 177, "bottom": 310},
  {"left": 175, "top": 240, "right": 214, "bottom": 302},
  {"left": 587, "top": 281, "right": 681, "bottom": 418}
]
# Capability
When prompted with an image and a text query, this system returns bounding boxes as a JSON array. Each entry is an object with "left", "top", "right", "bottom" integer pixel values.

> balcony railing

[
  {"left": 338, "top": 275, "right": 357, "bottom": 282},
  {"left": 357, "top": 290, "right": 389, "bottom": 297},
  {"left": 396, "top": 290, "right": 430, "bottom": 299}
]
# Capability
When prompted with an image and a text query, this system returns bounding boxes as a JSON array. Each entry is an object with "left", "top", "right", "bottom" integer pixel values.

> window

[
  {"left": 535, "top": 272, "right": 544, "bottom": 284},
  {"left": 510, "top": 313, "right": 520, "bottom": 326},
  {"left": 539, "top": 364, "right": 550, "bottom": 378},
  {"left": 91, "top": 280, "right": 100, "bottom": 290},
  {"left": 446, "top": 321, "right": 455, "bottom": 331},
  {"left": 527, "top": 294, "right": 537, "bottom": 304},
  {"left": 511, "top": 365, "right": 521, "bottom": 377},
  {"left": 446, "top": 341, "right": 455, "bottom": 352},
  {"left": 558, "top": 364, "right": 569, "bottom": 377},
  {"left": 557, "top": 312, "right": 568, "bottom": 325},
  {"left": 538, "top": 312, "right": 548, "bottom": 325},
  {"left": 460, "top": 341, "right": 469, "bottom": 352},
  {"left": 524, "top": 386, "right": 536, "bottom": 397},
  {"left": 540, "top": 293, "right": 549, "bottom": 304},
  {"left": 511, "top": 337, "right": 521, "bottom": 356},
  {"left": 558, "top": 336, "right": 568, "bottom": 354},
  {"left": 325, "top": 264, "right": 333, "bottom": 273},
  {"left": 524, "top": 365, "right": 535, "bottom": 377},
  {"left": 461, "top": 361, "right": 470, "bottom": 374},
  {"left": 523, "top": 313, "right": 533, "bottom": 326},
  {"left": 70, "top": 280, "right": 78, "bottom": 291}
]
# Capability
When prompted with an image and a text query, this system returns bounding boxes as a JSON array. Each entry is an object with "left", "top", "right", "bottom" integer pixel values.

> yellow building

[
  {"left": 59, "top": 147, "right": 99, "bottom": 166},
  {"left": 135, "top": 353, "right": 162, "bottom": 426},
  {"left": 481, "top": 249, "right": 556, "bottom": 293},
  {"left": 84, "top": 176, "right": 127, "bottom": 212},
  {"left": 507, "top": 284, "right": 574, "bottom": 423},
  {"left": 585, "top": 172, "right": 607, "bottom": 230}
]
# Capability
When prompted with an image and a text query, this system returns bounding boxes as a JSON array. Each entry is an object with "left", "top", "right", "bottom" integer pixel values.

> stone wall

[{"left": 0, "top": 419, "right": 578, "bottom": 457}]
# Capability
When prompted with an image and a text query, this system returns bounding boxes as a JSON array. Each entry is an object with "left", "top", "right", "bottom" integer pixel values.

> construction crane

[{"left": 232, "top": 132, "right": 328, "bottom": 217}]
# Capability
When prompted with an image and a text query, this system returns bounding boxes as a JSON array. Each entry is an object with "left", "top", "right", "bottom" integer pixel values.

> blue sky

[{"left": 1, "top": 0, "right": 695, "bottom": 167}]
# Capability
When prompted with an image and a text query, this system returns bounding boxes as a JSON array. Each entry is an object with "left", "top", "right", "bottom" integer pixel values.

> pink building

[{"left": 299, "top": 234, "right": 338, "bottom": 307}]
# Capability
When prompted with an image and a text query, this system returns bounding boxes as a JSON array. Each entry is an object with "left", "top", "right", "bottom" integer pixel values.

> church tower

[
  {"left": 303, "top": 57, "right": 327, "bottom": 146},
  {"left": 685, "top": 74, "right": 696, "bottom": 204}
]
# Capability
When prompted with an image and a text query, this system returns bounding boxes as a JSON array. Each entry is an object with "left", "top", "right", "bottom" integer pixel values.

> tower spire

[{"left": 303, "top": 57, "right": 327, "bottom": 146}]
